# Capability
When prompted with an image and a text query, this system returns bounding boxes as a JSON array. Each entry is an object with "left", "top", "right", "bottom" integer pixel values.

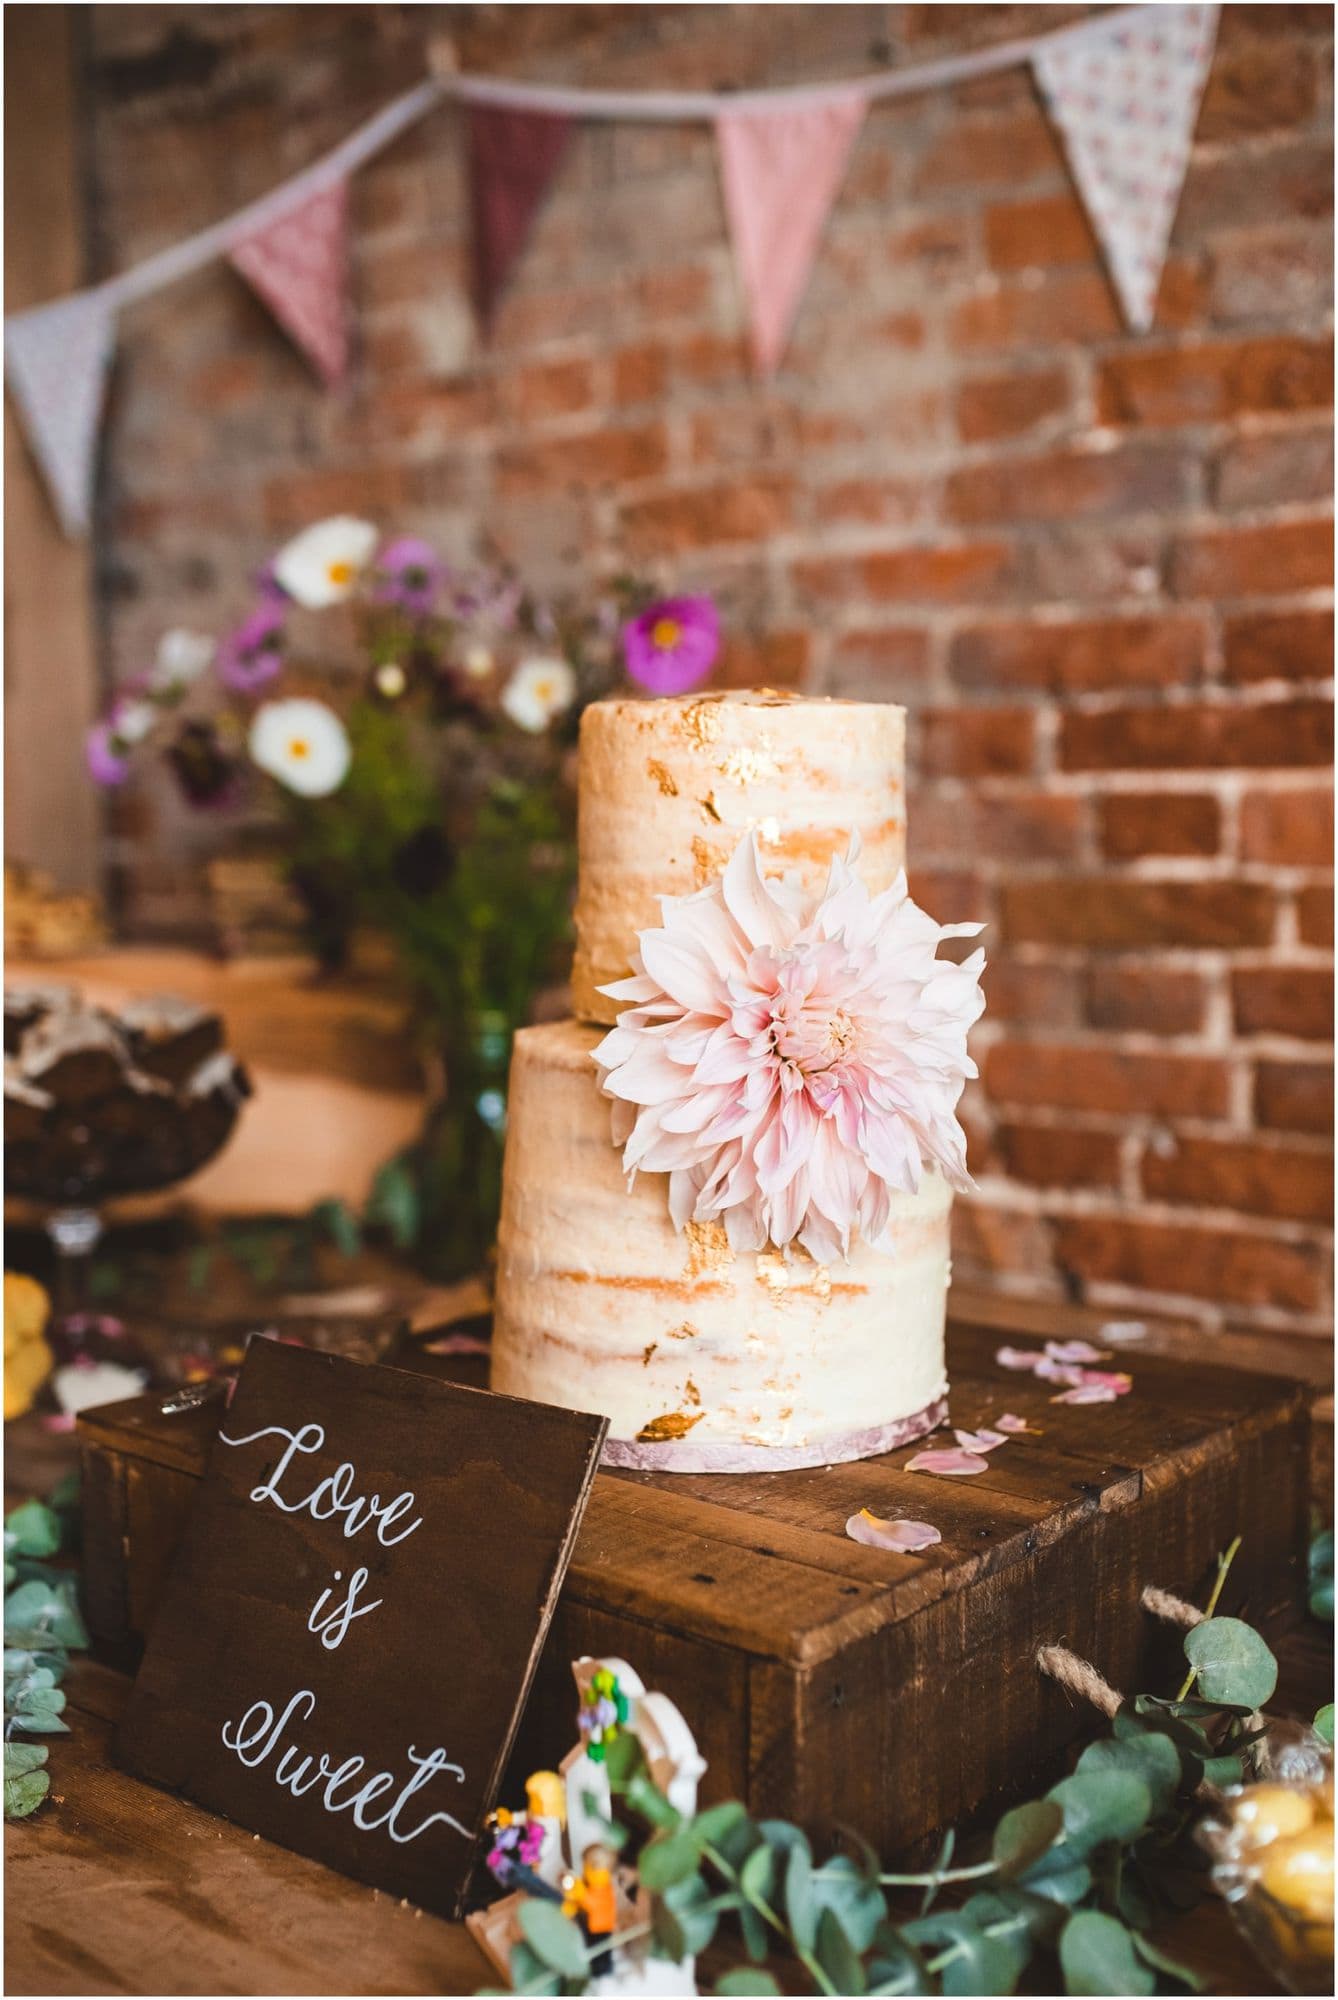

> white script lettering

[{"left": 220, "top": 1422, "right": 423, "bottom": 1545}]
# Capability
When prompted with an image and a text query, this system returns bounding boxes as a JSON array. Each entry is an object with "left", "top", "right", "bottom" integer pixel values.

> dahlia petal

[
  {"left": 845, "top": 1510, "right": 940, "bottom": 1553},
  {"left": 954, "top": 1427, "right": 1007, "bottom": 1453},
  {"left": 905, "top": 1448, "right": 989, "bottom": 1476},
  {"left": 639, "top": 931, "right": 732, "bottom": 1017},
  {"left": 1045, "top": 1339, "right": 1111, "bottom": 1365},
  {"left": 722, "top": 834, "right": 793, "bottom": 952}
]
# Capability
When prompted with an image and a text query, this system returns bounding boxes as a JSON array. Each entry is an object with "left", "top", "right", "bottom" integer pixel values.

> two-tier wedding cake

[{"left": 490, "top": 691, "right": 985, "bottom": 1471}]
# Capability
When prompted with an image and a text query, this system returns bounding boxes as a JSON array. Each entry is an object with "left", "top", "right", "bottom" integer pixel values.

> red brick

[
  {"left": 1054, "top": 1215, "right": 1322, "bottom": 1311},
  {"left": 1214, "top": 428, "right": 1334, "bottom": 512},
  {"left": 914, "top": 791, "right": 1086, "bottom": 865},
  {"left": 986, "top": 1042, "right": 1231, "bottom": 1119},
  {"left": 715, "top": 630, "right": 811, "bottom": 691},
  {"left": 672, "top": 331, "right": 752, "bottom": 385},
  {"left": 499, "top": 357, "right": 595, "bottom": 424},
  {"left": 1099, "top": 792, "right": 1221, "bottom": 860},
  {"left": 377, "top": 378, "right": 496, "bottom": 444},
  {"left": 497, "top": 423, "right": 668, "bottom": 498},
  {"left": 1144, "top": 1135, "right": 1332, "bottom": 1224},
  {"left": 980, "top": 960, "right": 1083, "bottom": 1029},
  {"left": 1061, "top": 700, "right": 1333, "bottom": 773},
  {"left": 1170, "top": 517, "right": 1334, "bottom": 598},
  {"left": 1197, "top": 38, "right": 1319, "bottom": 141},
  {"left": 1222, "top": 610, "right": 1334, "bottom": 686},
  {"left": 904, "top": 869, "right": 990, "bottom": 929},
  {"left": 1298, "top": 886, "right": 1334, "bottom": 949},
  {"left": 982, "top": 194, "right": 1097, "bottom": 271},
  {"left": 1233, "top": 967, "right": 1334, "bottom": 1040},
  {"left": 635, "top": 264, "right": 712, "bottom": 320},
  {"left": 1177, "top": 138, "right": 1333, "bottom": 239},
  {"left": 1001, "top": 879, "right": 1275, "bottom": 950},
  {"left": 1255, "top": 1060, "right": 1334, "bottom": 1133},
  {"left": 998, "top": 1123, "right": 1122, "bottom": 1191},
  {"left": 811, "top": 476, "right": 922, "bottom": 527},
  {"left": 1209, "top": 224, "right": 1334, "bottom": 325},
  {"left": 950, "top": 1202, "right": 1056, "bottom": 1280},
  {"left": 917, "top": 707, "right": 1035, "bottom": 778},
  {"left": 262, "top": 463, "right": 407, "bottom": 529},
  {"left": 946, "top": 444, "right": 1194, "bottom": 527},
  {"left": 620, "top": 477, "right": 792, "bottom": 555},
  {"left": 951, "top": 616, "right": 1205, "bottom": 694},
  {"left": 1085, "top": 967, "right": 1208, "bottom": 1035},
  {"left": 1239, "top": 787, "right": 1333, "bottom": 866},
  {"left": 914, "top": 108, "right": 1065, "bottom": 193},
  {"left": 611, "top": 342, "right": 668, "bottom": 406},
  {"left": 1097, "top": 336, "right": 1332, "bottom": 427},
  {"left": 860, "top": 543, "right": 1019, "bottom": 606},
  {"left": 955, "top": 367, "right": 1071, "bottom": 443},
  {"left": 951, "top": 271, "right": 1121, "bottom": 350}
]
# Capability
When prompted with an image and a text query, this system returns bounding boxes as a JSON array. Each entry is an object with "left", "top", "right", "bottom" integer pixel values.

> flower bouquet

[{"left": 86, "top": 516, "right": 720, "bottom": 1276}]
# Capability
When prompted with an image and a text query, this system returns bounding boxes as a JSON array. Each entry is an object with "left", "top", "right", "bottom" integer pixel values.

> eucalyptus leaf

[
  {"left": 739, "top": 1841, "right": 776, "bottom": 1906},
  {"left": 1315, "top": 1702, "right": 1335, "bottom": 1746},
  {"left": 4, "top": 1771, "right": 50, "bottom": 1819},
  {"left": 365, "top": 1157, "right": 421, "bottom": 1251},
  {"left": 3, "top": 1742, "right": 49, "bottom": 1778},
  {"left": 1131, "top": 1930, "right": 1207, "bottom": 1991},
  {"left": 4, "top": 1502, "right": 60, "bottom": 1559},
  {"left": 1047, "top": 1770, "right": 1152, "bottom": 1854},
  {"left": 4, "top": 1578, "right": 87, "bottom": 1649},
  {"left": 624, "top": 1770, "right": 680, "bottom": 1830},
  {"left": 815, "top": 1905, "right": 867, "bottom": 1995},
  {"left": 738, "top": 1899, "right": 768, "bottom": 1964},
  {"left": 506, "top": 1940, "right": 562, "bottom": 1997},
  {"left": 1017, "top": 1851, "right": 1092, "bottom": 1908},
  {"left": 638, "top": 1828, "right": 703, "bottom": 1891},
  {"left": 992, "top": 1798, "right": 1063, "bottom": 1879},
  {"left": 1183, "top": 1617, "right": 1278, "bottom": 1710},
  {"left": 694, "top": 1800, "right": 748, "bottom": 1848},
  {"left": 866, "top": 1926, "right": 931, "bottom": 1997},
  {"left": 602, "top": 1729, "right": 646, "bottom": 1786},
  {"left": 714, "top": 1973, "right": 781, "bottom": 1996},
  {"left": 3, "top": 1638, "right": 69, "bottom": 1676},
  {"left": 1058, "top": 1911, "right": 1156, "bottom": 1996},
  {"left": 904, "top": 1909, "right": 1029, "bottom": 1999},
  {"left": 784, "top": 1840, "right": 817, "bottom": 1953},
  {"left": 517, "top": 1900, "right": 590, "bottom": 1980},
  {"left": 310, "top": 1197, "right": 363, "bottom": 1257},
  {"left": 1076, "top": 1729, "right": 1181, "bottom": 1814},
  {"left": 811, "top": 1852, "right": 886, "bottom": 1953},
  {"left": 661, "top": 1871, "right": 721, "bottom": 1957}
]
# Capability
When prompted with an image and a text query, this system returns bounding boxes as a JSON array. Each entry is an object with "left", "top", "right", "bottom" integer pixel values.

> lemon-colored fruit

[
  {"left": 4, "top": 1271, "right": 52, "bottom": 1419},
  {"left": 1233, "top": 1783, "right": 1318, "bottom": 1844},
  {"left": 1258, "top": 1831, "right": 1336, "bottom": 1923}
]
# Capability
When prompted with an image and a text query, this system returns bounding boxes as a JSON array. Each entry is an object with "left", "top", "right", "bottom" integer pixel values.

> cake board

[{"left": 78, "top": 1312, "right": 1309, "bottom": 1864}]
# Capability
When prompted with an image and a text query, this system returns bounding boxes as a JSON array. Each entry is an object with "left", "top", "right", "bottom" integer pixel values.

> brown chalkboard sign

[{"left": 113, "top": 1341, "right": 607, "bottom": 1918}]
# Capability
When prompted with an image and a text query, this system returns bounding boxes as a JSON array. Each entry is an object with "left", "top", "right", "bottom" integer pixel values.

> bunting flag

[
  {"left": 4, "top": 290, "right": 117, "bottom": 536},
  {"left": 228, "top": 180, "right": 351, "bottom": 386},
  {"left": 469, "top": 106, "right": 572, "bottom": 327},
  {"left": 1033, "top": 3, "right": 1219, "bottom": 333},
  {"left": 716, "top": 96, "right": 866, "bottom": 375}
]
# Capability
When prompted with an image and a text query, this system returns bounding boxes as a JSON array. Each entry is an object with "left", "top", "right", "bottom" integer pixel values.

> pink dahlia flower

[
  {"left": 622, "top": 595, "right": 719, "bottom": 695},
  {"left": 593, "top": 832, "right": 985, "bottom": 1263}
]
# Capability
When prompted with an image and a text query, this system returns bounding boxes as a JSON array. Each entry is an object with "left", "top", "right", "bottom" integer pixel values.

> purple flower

[
  {"left": 375, "top": 537, "right": 445, "bottom": 618},
  {"left": 218, "top": 604, "right": 285, "bottom": 693},
  {"left": 253, "top": 557, "right": 290, "bottom": 604},
  {"left": 85, "top": 722, "right": 129, "bottom": 787},
  {"left": 623, "top": 595, "right": 719, "bottom": 695}
]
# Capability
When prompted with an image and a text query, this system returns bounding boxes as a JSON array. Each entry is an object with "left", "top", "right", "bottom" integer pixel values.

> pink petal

[
  {"left": 1099, "top": 1319, "right": 1147, "bottom": 1344},
  {"left": 1045, "top": 1338, "right": 1111, "bottom": 1365},
  {"left": 995, "top": 1345, "right": 1044, "bottom": 1372},
  {"left": 905, "top": 1447, "right": 990, "bottom": 1476},
  {"left": 954, "top": 1427, "right": 1008, "bottom": 1453},
  {"left": 1051, "top": 1383, "right": 1119, "bottom": 1405},
  {"left": 845, "top": 1510, "right": 941, "bottom": 1553},
  {"left": 994, "top": 1413, "right": 1034, "bottom": 1434}
]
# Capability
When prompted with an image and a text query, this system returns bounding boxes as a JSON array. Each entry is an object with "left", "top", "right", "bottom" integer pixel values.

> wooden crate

[{"left": 78, "top": 1315, "right": 1310, "bottom": 1860}]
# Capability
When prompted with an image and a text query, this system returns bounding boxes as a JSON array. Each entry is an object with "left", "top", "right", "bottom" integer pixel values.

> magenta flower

[
  {"left": 218, "top": 604, "right": 285, "bottom": 693},
  {"left": 623, "top": 595, "right": 719, "bottom": 695},
  {"left": 85, "top": 721, "right": 129, "bottom": 786},
  {"left": 376, "top": 537, "right": 445, "bottom": 617},
  {"left": 593, "top": 831, "right": 985, "bottom": 1263}
]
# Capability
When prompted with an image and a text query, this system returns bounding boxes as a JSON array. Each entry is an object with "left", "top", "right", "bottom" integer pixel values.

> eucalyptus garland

[
  {"left": 485, "top": 1538, "right": 1331, "bottom": 1998},
  {"left": 3, "top": 1478, "right": 85, "bottom": 1820}
]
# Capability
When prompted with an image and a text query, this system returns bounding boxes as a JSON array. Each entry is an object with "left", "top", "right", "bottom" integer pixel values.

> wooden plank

[{"left": 4, "top": 1662, "right": 491, "bottom": 1998}]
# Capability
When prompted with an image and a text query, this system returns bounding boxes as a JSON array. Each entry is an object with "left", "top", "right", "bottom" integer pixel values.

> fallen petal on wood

[
  {"left": 845, "top": 1509, "right": 942, "bottom": 1552},
  {"left": 995, "top": 1345, "right": 1043, "bottom": 1371},
  {"left": 1045, "top": 1338, "right": 1111, "bottom": 1364},
  {"left": 994, "top": 1412, "right": 1033, "bottom": 1433},
  {"left": 954, "top": 1427, "right": 1008, "bottom": 1453},
  {"left": 905, "top": 1447, "right": 990, "bottom": 1476},
  {"left": 1035, "top": 1356, "right": 1086, "bottom": 1386},
  {"left": 1099, "top": 1319, "right": 1148, "bottom": 1343},
  {"left": 1051, "top": 1383, "right": 1119, "bottom": 1405}
]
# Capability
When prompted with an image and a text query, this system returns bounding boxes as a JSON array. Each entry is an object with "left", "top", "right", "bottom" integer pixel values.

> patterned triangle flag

[
  {"left": 4, "top": 290, "right": 117, "bottom": 537},
  {"left": 716, "top": 95, "right": 866, "bottom": 375},
  {"left": 229, "top": 180, "right": 350, "bottom": 386},
  {"left": 1034, "top": 3, "right": 1219, "bottom": 333},
  {"left": 469, "top": 106, "right": 572, "bottom": 328}
]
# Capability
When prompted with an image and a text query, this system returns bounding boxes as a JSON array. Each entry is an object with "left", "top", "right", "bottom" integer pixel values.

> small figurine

[
  {"left": 483, "top": 1805, "right": 560, "bottom": 1901},
  {"left": 562, "top": 1840, "right": 619, "bottom": 1975},
  {"left": 524, "top": 1768, "right": 567, "bottom": 1887}
]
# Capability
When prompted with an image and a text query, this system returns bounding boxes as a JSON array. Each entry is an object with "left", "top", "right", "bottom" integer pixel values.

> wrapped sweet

[{"left": 1200, "top": 1761, "right": 1335, "bottom": 1994}]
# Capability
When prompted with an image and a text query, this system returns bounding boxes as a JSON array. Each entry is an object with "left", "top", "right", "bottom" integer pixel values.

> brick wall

[{"left": 79, "top": 4, "right": 1332, "bottom": 1349}]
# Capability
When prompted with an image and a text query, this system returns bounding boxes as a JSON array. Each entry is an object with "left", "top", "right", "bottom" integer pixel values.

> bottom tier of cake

[{"left": 490, "top": 1020, "right": 951, "bottom": 1471}]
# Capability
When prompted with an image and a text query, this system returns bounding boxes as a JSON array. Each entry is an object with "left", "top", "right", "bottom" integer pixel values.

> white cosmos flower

[
  {"left": 272, "top": 517, "right": 378, "bottom": 609},
  {"left": 249, "top": 698, "right": 352, "bottom": 798},
  {"left": 151, "top": 628, "right": 214, "bottom": 692},
  {"left": 111, "top": 699, "right": 157, "bottom": 747},
  {"left": 462, "top": 642, "right": 494, "bottom": 681},
  {"left": 500, "top": 655, "right": 576, "bottom": 732}
]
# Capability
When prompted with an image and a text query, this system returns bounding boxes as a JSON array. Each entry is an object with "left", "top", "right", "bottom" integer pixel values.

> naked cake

[{"left": 491, "top": 691, "right": 985, "bottom": 1471}]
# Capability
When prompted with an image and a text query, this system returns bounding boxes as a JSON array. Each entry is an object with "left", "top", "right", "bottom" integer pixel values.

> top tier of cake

[{"left": 571, "top": 690, "right": 907, "bottom": 1025}]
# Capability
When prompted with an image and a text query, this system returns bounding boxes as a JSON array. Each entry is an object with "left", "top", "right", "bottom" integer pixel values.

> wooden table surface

[{"left": 4, "top": 1282, "right": 1331, "bottom": 1998}]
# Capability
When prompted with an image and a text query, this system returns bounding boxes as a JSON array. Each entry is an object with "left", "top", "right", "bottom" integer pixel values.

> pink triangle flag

[
  {"left": 1033, "top": 3, "right": 1219, "bottom": 332},
  {"left": 469, "top": 106, "right": 572, "bottom": 329},
  {"left": 5, "top": 289, "right": 117, "bottom": 537},
  {"left": 716, "top": 95, "right": 866, "bottom": 375},
  {"left": 229, "top": 180, "right": 350, "bottom": 386}
]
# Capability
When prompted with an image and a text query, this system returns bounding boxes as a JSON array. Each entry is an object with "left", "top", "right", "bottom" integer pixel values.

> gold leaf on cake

[
  {"left": 666, "top": 1320, "right": 699, "bottom": 1340},
  {"left": 684, "top": 1377, "right": 701, "bottom": 1406},
  {"left": 646, "top": 759, "right": 678, "bottom": 797},
  {"left": 719, "top": 742, "right": 779, "bottom": 786},
  {"left": 755, "top": 1253, "right": 789, "bottom": 1297},
  {"left": 683, "top": 1219, "right": 731, "bottom": 1274},
  {"left": 642, "top": 1342, "right": 658, "bottom": 1366},
  {"left": 636, "top": 1410, "right": 705, "bottom": 1442},
  {"left": 691, "top": 835, "right": 727, "bottom": 886},
  {"left": 679, "top": 697, "right": 723, "bottom": 748},
  {"left": 699, "top": 793, "right": 723, "bottom": 822}
]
